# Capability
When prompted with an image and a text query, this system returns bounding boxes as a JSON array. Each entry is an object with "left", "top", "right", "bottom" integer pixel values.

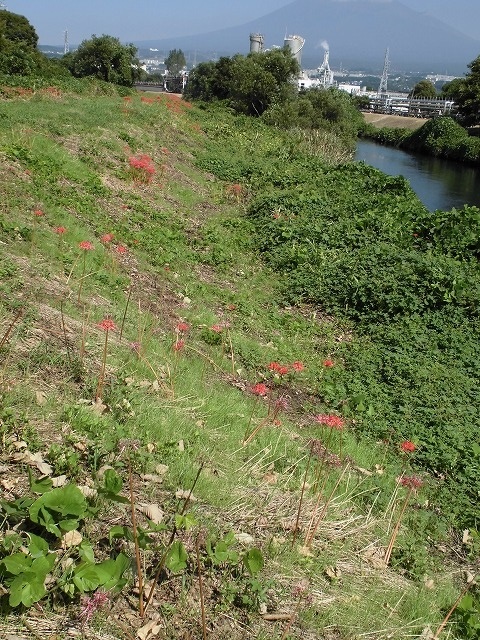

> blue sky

[
  {"left": 4, "top": 0, "right": 479, "bottom": 46},
  {"left": 5, "top": 0, "right": 293, "bottom": 45}
]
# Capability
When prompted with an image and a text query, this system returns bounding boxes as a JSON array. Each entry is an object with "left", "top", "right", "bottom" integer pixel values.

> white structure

[
  {"left": 284, "top": 34, "right": 305, "bottom": 67},
  {"left": 250, "top": 33, "right": 264, "bottom": 54},
  {"left": 317, "top": 47, "right": 334, "bottom": 87},
  {"left": 338, "top": 83, "right": 366, "bottom": 95},
  {"left": 297, "top": 71, "right": 322, "bottom": 91}
]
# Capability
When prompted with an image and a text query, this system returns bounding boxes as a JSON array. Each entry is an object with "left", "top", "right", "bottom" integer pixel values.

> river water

[{"left": 355, "top": 138, "right": 480, "bottom": 212}]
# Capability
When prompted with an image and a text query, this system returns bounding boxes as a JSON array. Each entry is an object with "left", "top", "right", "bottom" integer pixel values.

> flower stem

[
  {"left": 384, "top": 487, "right": 413, "bottom": 565},
  {"left": 95, "top": 328, "right": 109, "bottom": 401}
]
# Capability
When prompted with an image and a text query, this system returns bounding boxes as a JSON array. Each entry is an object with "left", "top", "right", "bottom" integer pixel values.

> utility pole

[
  {"left": 378, "top": 47, "right": 390, "bottom": 95},
  {"left": 64, "top": 30, "right": 69, "bottom": 54}
]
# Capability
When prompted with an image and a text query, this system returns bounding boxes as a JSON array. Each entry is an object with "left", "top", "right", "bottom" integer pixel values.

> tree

[
  {"left": 164, "top": 49, "right": 186, "bottom": 75},
  {"left": 64, "top": 34, "right": 141, "bottom": 86},
  {"left": 184, "top": 47, "right": 299, "bottom": 116},
  {"left": 0, "top": 10, "right": 43, "bottom": 75},
  {"left": 445, "top": 54, "right": 480, "bottom": 126},
  {"left": 409, "top": 79, "right": 437, "bottom": 99}
]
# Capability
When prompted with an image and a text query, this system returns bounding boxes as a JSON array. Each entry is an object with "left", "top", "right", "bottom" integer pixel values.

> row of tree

[
  {"left": 409, "top": 61, "right": 480, "bottom": 126},
  {"left": 2, "top": 9, "right": 480, "bottom": 127},
  {"left": 0, "top": 10, "right": 186, "bottom": 86}
]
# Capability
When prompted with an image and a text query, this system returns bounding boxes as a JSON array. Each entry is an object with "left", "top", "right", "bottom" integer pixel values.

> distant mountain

[
  {"left": 136, "top": 0, "right": 480, "bottom": 74},
  {"left": 400, "top": 0, "right": 480, "bottom": 43}
]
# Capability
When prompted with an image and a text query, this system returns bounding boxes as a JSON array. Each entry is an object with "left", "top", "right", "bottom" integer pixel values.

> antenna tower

[
  {"left": 378, "top": 47, "right": 390, "bottom": 95},
  {"left": 64, "top": 30, "right": 69, "bottom": 54}
]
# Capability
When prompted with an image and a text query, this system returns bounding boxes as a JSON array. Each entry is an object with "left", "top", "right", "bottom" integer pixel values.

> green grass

[{"left": 0, "top": 86, "right": 476, "bottom": 639}]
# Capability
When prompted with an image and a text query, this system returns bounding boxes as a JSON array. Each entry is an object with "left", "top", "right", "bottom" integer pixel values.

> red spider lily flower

[
  {"left": 173, "top": 339, "right": 185, "bottom": 352},
  {"left": 314, "top": 414, "right": 345, "bottom": 430},
  {"left": 323, "top": 359, "right": 335, "bottom": 367},
  {"left": 100, "top": 233, "right": 114, "bottom": 244},
  {"left": 399, "top": 475, "right": 423, "bottom": 490},
  {"left": 292, "top": 361, "right": 305, "bottom": 372},
  {"left": 273, "top": 419, "right": 282, "bottom": 426},
  {"left": 268, "top": 362, "right": 281, "bottom": 372},
  {"left": 54, "top": 226, "right": 67, "bottom": 234},
  {"left": 400, "top": 440, "right": 416, "bottom": 453},
  {"left": 79, "top": 240, "right": 94, "bottom": 251},
  {"left": 251, "top": 382, "right": 269, "bottom": 396},
  {"left": 97, "top": 318, "right": 116, "bottom": 332},
  {"left": 33, "top": 209, "right": 44, "bottom": 217},
  {"left": 277, "top": 365, "right": 289, "bottom": 375},
  {"left": 227, "top": 304, "right": 237, "bottom": 311},
  {"left": 176, "top": 322, "right": 190, "bottom": 332},
  {"left": 115, "top": 245, "right": 128, "bottom": 255},
  {"left": 210, "top": 324, "right": 224, "bottom": 333}
]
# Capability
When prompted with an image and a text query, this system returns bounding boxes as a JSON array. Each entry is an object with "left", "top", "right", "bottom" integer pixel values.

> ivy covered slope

[{"left": 0, "top": 86, "right": 479, "bottom": 640}]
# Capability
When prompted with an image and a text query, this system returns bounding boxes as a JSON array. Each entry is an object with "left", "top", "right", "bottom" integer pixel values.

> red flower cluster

[
  {"left": 79, "top": 241, "right": 94, "bottom": 251},
  {"left": 268, "top": 362, "right": 289, "bottom": 375},
  {"left": 128, "top": 154, "right": 156, "bottom": 183},
  {"left": 115, "top": 245, "right": 128, "bottom": 255},
  {"left": 173, "top": 339, "right": 185, "bottom": 352},
  {"left": 97, "top": 318, "right": 116, "bottom": 332},
  {"left": 54, "top": 226, "right": 67, "bottom": 235},
  {"left": 314, "top": 414, "right": 345, "bottom": 430},
  {"left": 33, "top": 209, "right": 44, "bottom": 217},
  {"left": 399, "top": 475, "right": 423, "bottom": 490},
  {"left": 176, "top": 322, "right": 190, "bottom": 332},
  {"left": 251, "top": 382, "right": 269, "bottom": 397},
  {"left": 292, "top": 361, "right": 305, "bottom": 372},
  {"left": 100, "top": 233, "right": 114, "bottom": 244},
  {"left": 323, "top": 359, "right": 335, "bottom": 368},
  {"left": 400, "top": 440, "right": 416, "bottom": 453}
]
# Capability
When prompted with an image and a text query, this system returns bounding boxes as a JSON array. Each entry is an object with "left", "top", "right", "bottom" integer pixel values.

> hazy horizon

[{"left": 4, "top": 0, "right": 480, "bottom": 47}]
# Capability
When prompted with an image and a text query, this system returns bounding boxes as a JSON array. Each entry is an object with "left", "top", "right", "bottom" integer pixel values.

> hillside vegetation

[{"left": 0, "top": 84, "right": 479, "bottom": 640}]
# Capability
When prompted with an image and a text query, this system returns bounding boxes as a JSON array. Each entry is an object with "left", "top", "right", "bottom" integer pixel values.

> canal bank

[{"left": 363, "top": 112, "right": 427, "bottom": 130}]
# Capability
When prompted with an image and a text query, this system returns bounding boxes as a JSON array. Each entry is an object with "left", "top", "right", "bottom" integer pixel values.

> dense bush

[{"left": 363, "top": 116, "right": 480, "bottom": 164}]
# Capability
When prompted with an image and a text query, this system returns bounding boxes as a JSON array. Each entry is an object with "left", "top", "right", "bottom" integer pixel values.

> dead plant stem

[
  {"left": 196, "top": 536, "right": 207, "bottom": 640},
  {"left": 128, "top": 456, "right": 144, "bottom": 617}
]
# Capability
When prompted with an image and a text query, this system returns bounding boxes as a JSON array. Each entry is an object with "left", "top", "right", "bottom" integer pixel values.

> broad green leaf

[
  {"left": 73, "top": 563, "right": 108, "bottom": 592},
  {"left": 175, "top": 513, "right": 197, "bottom": 531},
  {"left": 103, "top": 554, "right": 131, "bottom": 592},
  {"left": 78, "top": 541, "right": 95, "bottom": 563},
  {"left": 9, "top": 572, "right": 46, "bottom": 607},
  {"left": 103, "top": 469, "right": 123, "bottom": 494},
  {"left": 243, "top": 548, "right": 264, "bottom": 577},
  {"left": 28, "top": 468, "right": 53, "bottom": 495},
  {"left": 165, "top": 541, "right": 188, "bottom": 573},
  {"left": 109, "top": 525, "right": 133, "bottom": 544},
  {"left": 27, "top": 533, "right": 49, "bottom": 558},
  {"left": 29, "top": 485, "right": 87, "bottom": 537},
  {"left": 1, "top": 553, "right": 33, "bottom": 576},
  {"left": 31, "top": 553, "right": 56, "bottom": 573}
]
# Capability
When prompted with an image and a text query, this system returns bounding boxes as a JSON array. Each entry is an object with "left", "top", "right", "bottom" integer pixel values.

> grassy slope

[{"left": 0, "top": 89, "right": 472, "bottom": 639}]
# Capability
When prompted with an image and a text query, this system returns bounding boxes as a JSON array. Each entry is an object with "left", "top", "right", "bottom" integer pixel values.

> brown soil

[{"left": 363, "top": 112, "right": 427, "bottom": 130}]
